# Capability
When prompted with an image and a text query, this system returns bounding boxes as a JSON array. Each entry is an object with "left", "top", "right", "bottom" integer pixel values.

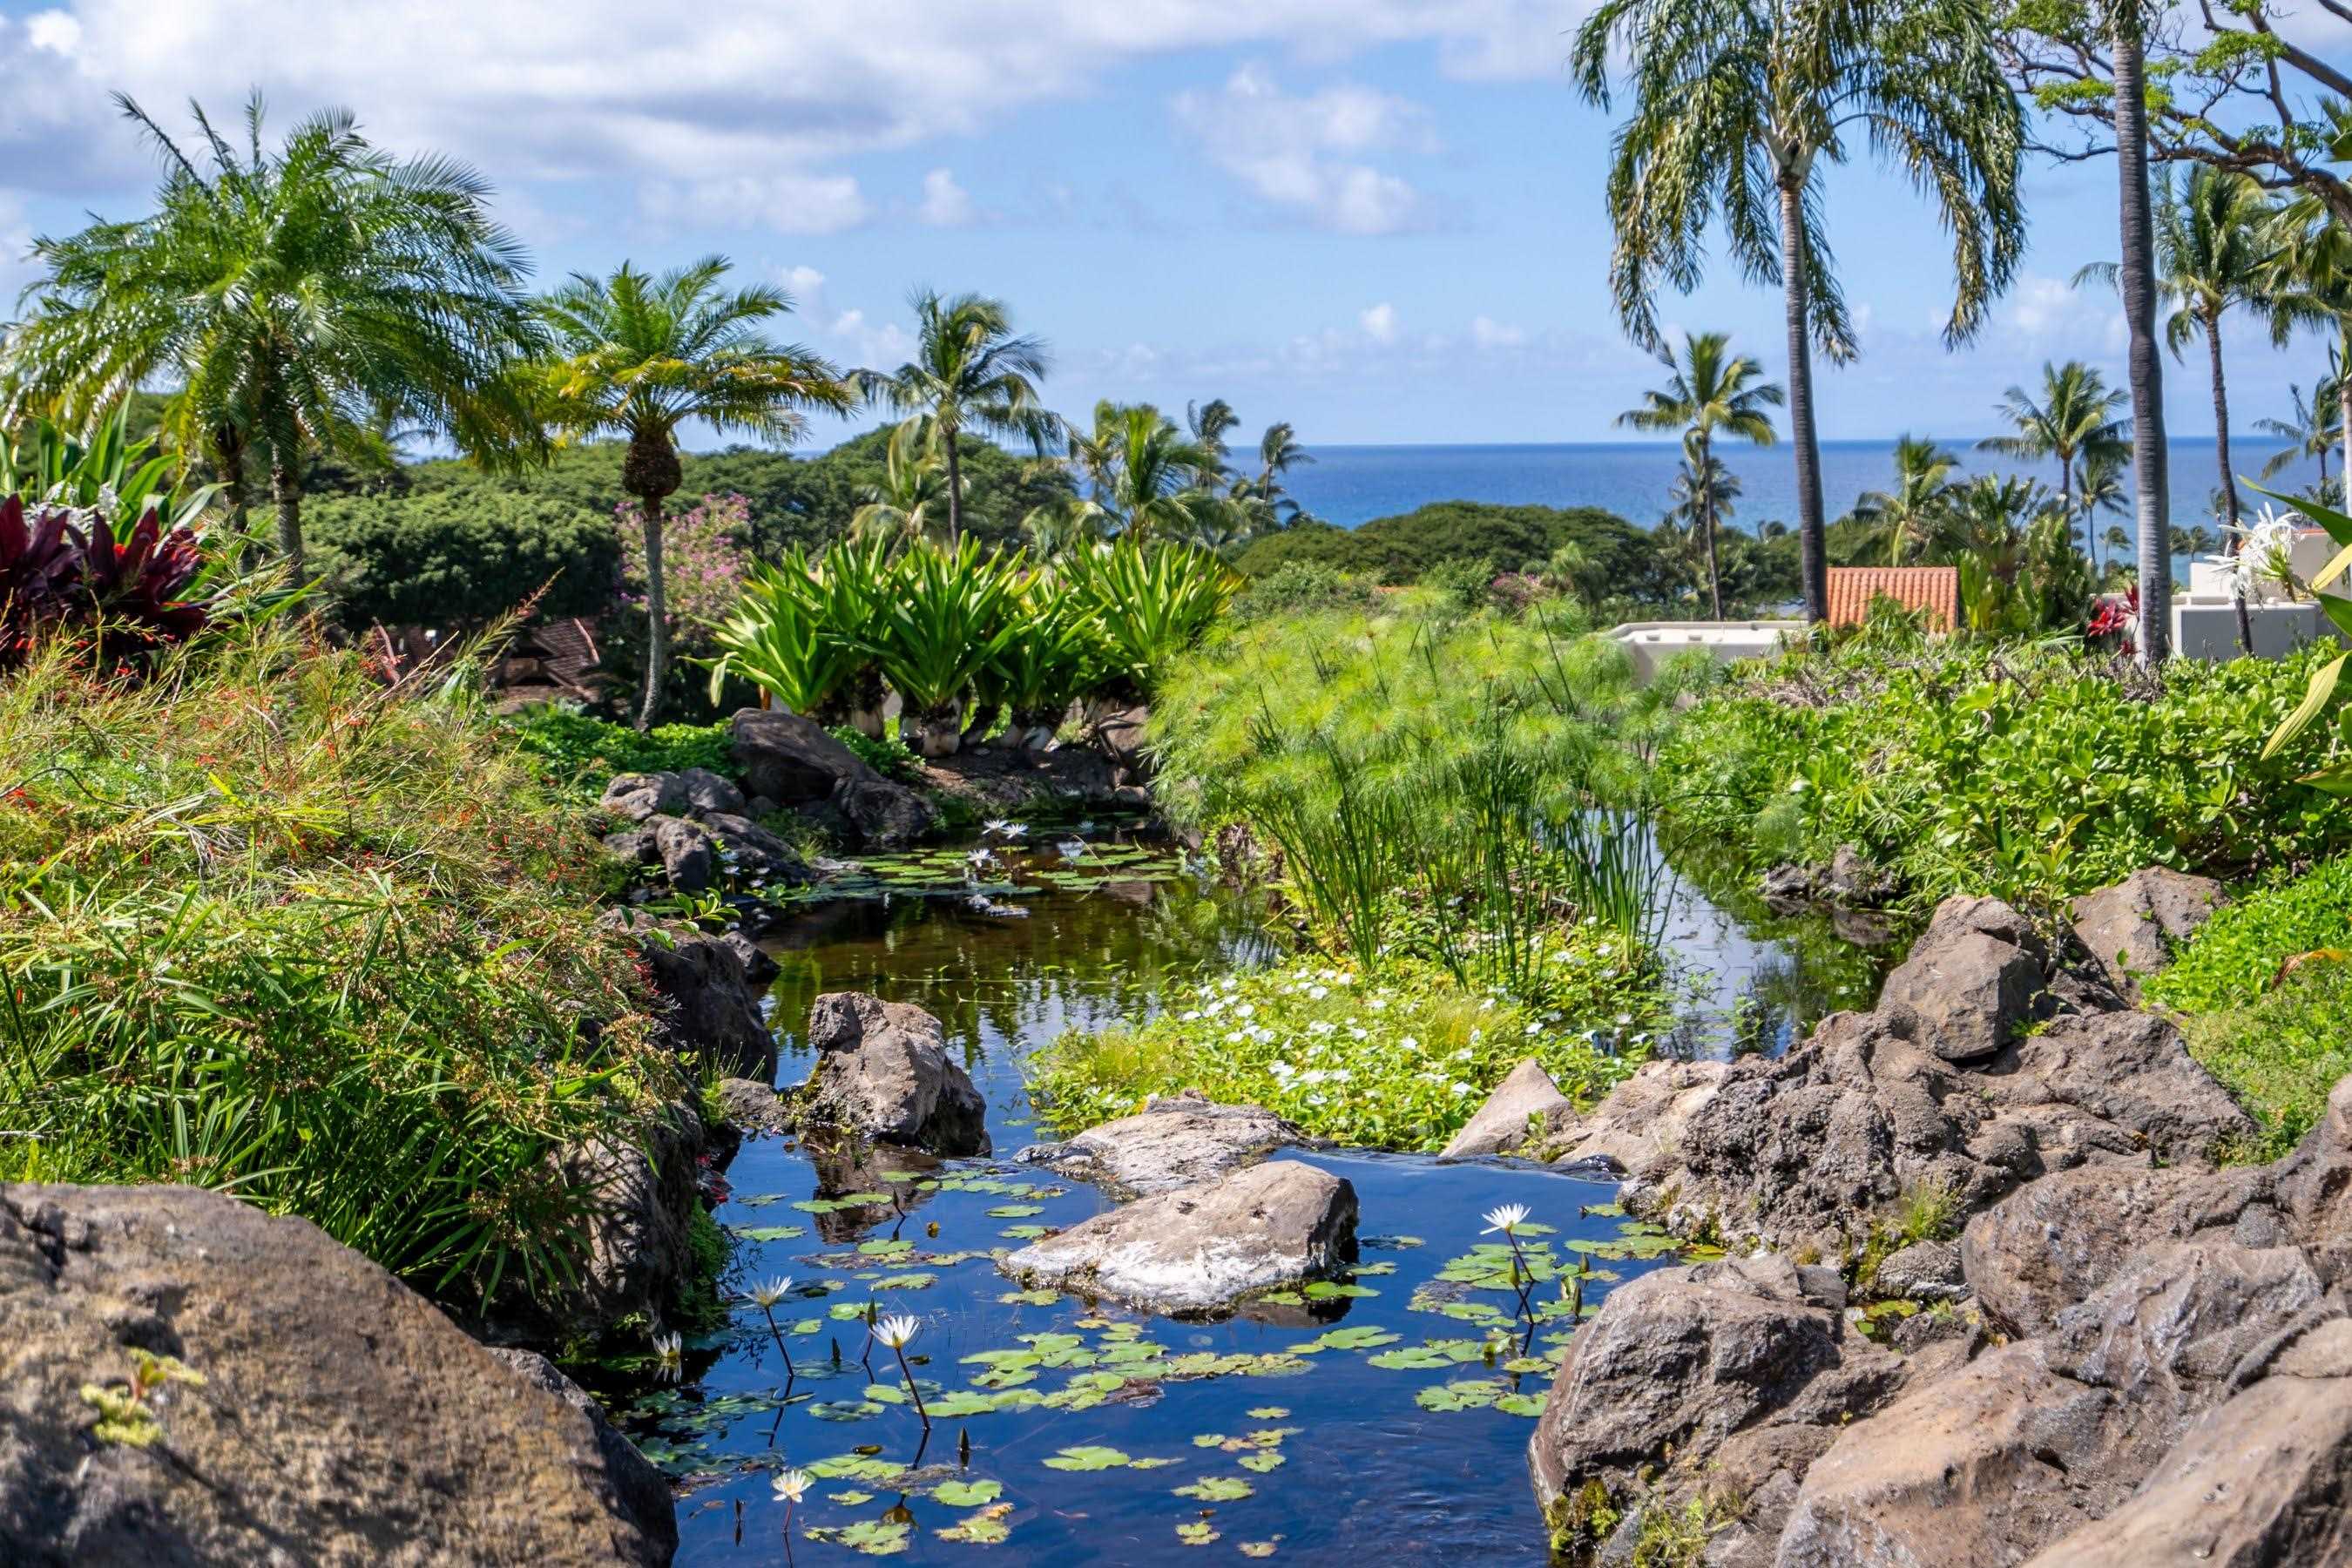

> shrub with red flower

[{"left": 2085, "top": 585, "right": 2139, "bottom": 655}]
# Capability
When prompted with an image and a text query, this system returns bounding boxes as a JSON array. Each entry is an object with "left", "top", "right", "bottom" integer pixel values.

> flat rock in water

[
  {"left": 1017, "top": 1090, "right": 1303, "bottom": 1195},
  {"left": 799, "top": 991, "right": 989, "bottom": 1155},
  {"left": 0, "top": 1184, "right": 676, "bottom": 1566},
  {"left": 1441, "top": 1058, "right": 1571, "bottom": 1159},
  {"left": 997, "top": 1159, "right": 1357, "bottom": 1315}
]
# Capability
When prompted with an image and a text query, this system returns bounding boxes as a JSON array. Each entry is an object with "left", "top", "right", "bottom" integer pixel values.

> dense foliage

[
  {"left": 1659, "top": 636, "right": 2352, "bottom": 912},
  {"left": 1236, "top": 504, "right": 1661, "bottom": 591},
  {"left": 507, "top": 707, "right": 733, "bottom": 791},
  {"left": 2178, "top": 960, "right": 2352, "bottom": 1159},
  {"left": 1032, "top": 955, "right": 1661, "bottom": 1151},
  {"left": 307, "top": 489, "right": 620, "bottom": 632},
  {"left": 0, "top": 625, "right": 684, "bottom": 1310},
  {"left": 2148, "top": 855, "right": 2352, "bottom": 1014}
]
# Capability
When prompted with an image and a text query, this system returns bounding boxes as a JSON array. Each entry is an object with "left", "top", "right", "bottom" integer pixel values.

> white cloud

[
  {"left": 1172, "top": 63, "right": 1436, "bottom": 234},
  {"left": 778, "top": 266, "right": 915, "bottom": 370},
  {"left": 0, "top": 0, "right": 1578, "bottom": 207},
  {"left": 639, "top": 171, "right": 869, "bottom": 235},
  {"left": 1470, "top": 314, "right": 1525, "bottom": 348},
  {"left": 917, "top": 167, "right": 977, "bottom": 226},
  {"left": 1360, "top": 301, "right": 1399, "bottom": 343}
]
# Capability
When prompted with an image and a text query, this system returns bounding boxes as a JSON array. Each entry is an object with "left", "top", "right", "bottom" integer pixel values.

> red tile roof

[{"left": 1826, "top": 566, "right": 1960, "bottom": 631}]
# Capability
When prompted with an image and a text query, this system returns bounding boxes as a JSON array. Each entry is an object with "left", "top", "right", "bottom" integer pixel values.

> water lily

[
  {"left": 774, "top": 1468, "right": 811, "bottom": 1504},
  {"left": 747, "top": 1278, "right": 797, "bottom": 1377},
  {"left": 1482, "top": 1203, "right": 1531, "bottom": 1237},
  {"left": 875, "top": 1315, "right": 921, "bottom": 1350},
  {"left": 748, "top": 1275, "right": 793, "bottom": 1308},
  {"left": 983, "top": 818, "right": 1027, "bottom": 839},
  {"left": 651, "top": 1329, "right": 683, "bottom": 1380}
]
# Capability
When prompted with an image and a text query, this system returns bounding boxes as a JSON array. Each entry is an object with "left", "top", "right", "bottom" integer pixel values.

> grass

[
  {"left": 1029, "top": 952, "right": 1666, "bottom": 1152},
  {"left": 0, "top": 622, "right": 686, "bottom": 1314},
  {"left": 2178, "top": 959, "right": 2352, "bottom": 1159},
  {"left": 508, "top": 705, "right": 733, "bottom": 793}
]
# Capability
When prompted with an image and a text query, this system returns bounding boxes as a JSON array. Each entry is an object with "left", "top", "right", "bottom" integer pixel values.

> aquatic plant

[
  {"left": 875, "top": 1314, "right": 930, "bottom": 1429},
  {"left": 747, "top": 1277, "right": 799, "bottom": 1378}
]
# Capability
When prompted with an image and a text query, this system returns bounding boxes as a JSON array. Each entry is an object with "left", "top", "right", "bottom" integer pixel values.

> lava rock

[
  {"left": 606, "top": 910, "right": 778, "bottom": 1082},
  {"left": 797, "top": 992, "right": 988, "bottom": 1155},
  {"left": 651, "top": 814, "right": 715, "bottom": 893},
  {"left": 2069, "top": 865, "right": 2230, "bottom": 1001},
  {"left": 1869, "top": 1240, "right": 1966, "bottom": 1302},
  {"left": 1017, "top": 1090, "right": 1305, "bottom": 1196},
  {"left": 0, "top": 1184, "right": 677, "bottom": 1566},
  {"left": 719, "top": 930, "right": 780, "bottom": 986},
  {"left": 602, "top": 770, "right": 688, "bottom": 823},
  {"left": 1877, "top": 894, "right": 2051, "bottom": 1062},
  {"left": 713, "top": 1076, "right": 793, "bottom": 1136},
  {"left": 997, "top": 1159, "right": 1357, "bottom": 1315},
  {"left": 1441, "top": 1058, "right": 1571, "bottom": 1159},
  {"left": 675, "top": 766, "right": 747, "bottom": 818}
]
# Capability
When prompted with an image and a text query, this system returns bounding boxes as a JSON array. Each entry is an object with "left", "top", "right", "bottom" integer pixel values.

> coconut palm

[
  {"left": 1661, "top": 448, "right": 1743, "bottom": 600},
  {"left": 1572, "top": 0, "right": 2024, "bottom": 624},
  {"left": 1036, "top": 401, "right": 1238, "bottom": 547},
  {"left": 2108, "top": 3, "right": 2173, "bottom": 666},
  {"left": 1852, "top": 435, "right": 1962, "bottom": 566},
  {"left": 1976, "top": 361, "right": 2128, "bottom": 571},
  {"left": 535, "top": 258, "right": 849, "bottom": 727},
  {"left": 2265, "top": 197, "right": 2352, "bottom": 488},
  {"left": 1615, "top": 332, "right": 1781, "bottom": 616},
  {"left": 2077, "top": 446, "right": 2132, "bottom": 580},
  {"left": 2255, "top": 379, "right": 2342, "bottom": 490},
  {"left": 1187, "top": 398, "right": 1240, "bottom": 483},
  {"left": 5, "top": 93, "right": 543, "bottom": 577},
  {"left": 852, "top": 418, "right": 957, "bottom": 547},
  {"left": 854, "top": 291, "right": 1058, "bottom": 545}
]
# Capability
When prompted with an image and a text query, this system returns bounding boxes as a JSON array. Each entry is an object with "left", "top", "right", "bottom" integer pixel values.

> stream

[{"left": 603, "top": 828, "right": 1888, "bottom": 1565}]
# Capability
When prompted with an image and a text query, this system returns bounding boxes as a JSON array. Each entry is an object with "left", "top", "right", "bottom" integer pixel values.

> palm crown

[
  {"left": 1617, "top": 331, "right": 1781, "bottom": 616},
  {"left": 1977, "top": 360, "right": 2127, "bottom": 569},
  {"left": 856, "top": 290, "right": 1057, "bottom": 544},
  {"left": 6, "top": 93, "right": 543, "bottom": 577}
]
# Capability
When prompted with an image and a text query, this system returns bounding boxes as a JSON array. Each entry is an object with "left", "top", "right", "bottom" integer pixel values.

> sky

[{"left": 0, "top": 0, "right": 2339, "bottom": 450}]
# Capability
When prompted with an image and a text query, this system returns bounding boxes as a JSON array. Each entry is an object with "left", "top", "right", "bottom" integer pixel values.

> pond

[{"left": 605, "top": 828, "right": 1885, "bottom": 1565}]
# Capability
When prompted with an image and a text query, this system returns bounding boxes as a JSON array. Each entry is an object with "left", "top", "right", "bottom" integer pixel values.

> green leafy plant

[
  {"left": 871, "top": 536, "right": 1023, "bottom": 752},
  {"left": 1060, "top": 537, "right": 1240, "bottom": 697}
]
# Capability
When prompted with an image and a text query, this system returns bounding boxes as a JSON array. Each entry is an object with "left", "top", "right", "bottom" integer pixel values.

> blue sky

[{"left": 0, "top": 0, "right": 2337, "bottom": 449}]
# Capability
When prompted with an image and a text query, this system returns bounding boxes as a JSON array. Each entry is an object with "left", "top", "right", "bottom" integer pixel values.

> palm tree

[
  {"left": 5, "top": 94, "right": 543, "bottom": 577},
  {"left": 2078, "top": 446, "right": 2131, "bottom": 580},
  {"left": 2265, "top": 198, "right": 2352, "bottom": 489},
  {"left": 535, "top": 258, "right": 848, "bottom": 728},
  {"left": 1040, "top": 401, "right": 1237, "bottom": 546},
  {"left": 1976, "top": 361, "right": 2127, "bottom": 571},
  {"left": 2110, "top": 3, "right": 2172, "bottom": 666},
  {"left": 855, "top": 290, "right": 1057, "bottom": 545},
  {"left": 1851, "top": 434, "right": 1960, "bottom": 566},
  {"left": 1187, "top": 398, "right": 1240, "bottom": 485},
  {"left": 2255, "top": 379, "right": 2341, "bottom": 490},
  {"left": 1249, "top": 422, "right": 1315, "bottom": 510},
  {"left": 852, "top": 418, "right": 956, "bottom": 547},
  {"left": 1662, "top": 448, "right": 1743, "bottom": 601},
  {"left": 1573, "top": 0, "right": 2024, "bottom": 624},
  {"left": 1615, "top": 331, "right": 1781, "bottom": 616}
]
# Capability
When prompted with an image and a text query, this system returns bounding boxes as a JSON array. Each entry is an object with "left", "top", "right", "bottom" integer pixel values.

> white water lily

[
  {"left": 748, "top": 1276, "right": 793, "bottom": 1308},
  {"left": 983, "top": 818, "right": 1027, "bottom": 838},
  {"left": 1482, "top": 1203, "right": 1532, "bottom": 1236},
  {"left": 773, "top": 1468, "right": 812, "bottom": 1504},
  {"left": 875, "top": 1314, "right": 922, "bottom": 1350},
  {"left": 652, "top": 1329, "right": 683, "bottom": 1377}
]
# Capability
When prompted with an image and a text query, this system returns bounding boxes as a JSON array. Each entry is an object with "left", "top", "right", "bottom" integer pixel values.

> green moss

[{"left": 672, "top": 1204, "right": 732, "bottom": 1335}]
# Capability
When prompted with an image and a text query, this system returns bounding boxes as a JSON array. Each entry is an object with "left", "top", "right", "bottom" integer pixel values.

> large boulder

[
  {"left": 997, "top": 1159, "right": 1356, "bottom": 1315},
  {"left": 544, "top": 1104, "right": 709, "bottom": 1340},
  {"left": 2069, "top": 866, "right": 2229, "bottom": 1001},
  {"left": 796, "top": 992, "right": 988, "bottom": 1155},
  {"left": 700, "top": 812, "right": 806, "bottom": 881},
  {"left": 607, "top": 912, "right": 777, "bottom": 1083},
  {"left": 1876, "top": 895, "right": 2051, "bottom": 1062},
  {"left": 1530, "top": 1058, "right": 1734, "bottom": 1174},
  {"left": 730, "top": 710, "right": 938, "bottom": 848},
  {"left": 0, "top": 1184, "right": 676, "bottom": 1566},
  {"left": 649, "top": 815, "right": 714, "bottom": 893},
  {"left": 1441, "top": 1058, "right": 1571, "bottom": 1159},
  {"left": 601, "top": 771, "right": 688, "bottom": 823},
  {"left": 674, "top": 766, "right": 746, "bottom": 818},
  {"left": 1017, "top": 1091, "right": 1305, "bottom": 1196},
  {"left": 1527, "top": 1253, "right": 1907, "bottom": 1562}
]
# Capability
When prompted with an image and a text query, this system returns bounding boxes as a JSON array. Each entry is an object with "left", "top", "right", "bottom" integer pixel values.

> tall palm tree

[
  {"left": 1615, "top": 331, "right": 1782, "bottom": 616},
  {"left": 1037, "top": 401, "right": 1237, "bottom": 546},
  {"left": 1187, "top": 398, "right": 1240, "bottom": 485},
  {"left": 2077, "top": 446, "right": 2131, "bottom": 579},
  {"left": 2110, "top": 2, "right": 2172, "bottom": 666},
  {"left": 2254, "top": 379, "right": 2341, "bottom": 491},
  {"left": 2265, "top": 196, "right": 2352, "bottom": 490},
  {"left": 1250, "top": 422, "right": 1314, "bottom": 510},
  {"left": 1573, "top": 0, "right": 2024, "bottom": 624},
  {"left": 1852, "top": 434, "right": 1961, "bottom": 565},
  {"left": 1976, "top": 361, "right": 2127, "bottom": 571},
  {"left": 535, "top": 258, "right": 848, "bottom": 728},
  {"left": 1662, "top": 447, "right": 1743, "bottom": 600},
  {"left": 5, "top": 93, "right": 543, "bottom": 577},
  {"left": 855, "top": 290, "right": 1057, "bottom": 545},
  {"left": 852, "top": 417, "right": 956, "bottom": 547}
]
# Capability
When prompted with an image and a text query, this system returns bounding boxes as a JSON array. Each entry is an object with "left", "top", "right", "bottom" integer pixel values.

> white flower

[
  {"left": 1368, "top": 997, "right": 1388, "bottom": 1011},
  {"left": 1307, "top": 985, "right": 1329, "bottom": 1000},
  {"left": 875, "top": 1314, "right": 921, "bottom": 1350},
  {"left": 1235, "top": 1004, "right": 1255, "bottom": 1019},
  {"left": 983, "top": 819, "right": 1027, "bottom": 839},
  {"left": 1221, "top": 977, "right": 1240, "bottom": 992},
  {"left": 748, "top": 1276, "right": 793, "bottom": 1308},
  {"left": 1400, "top": 1035, "right": 1420, "bottom": 1051},
  {"left": 1179, "top": 1010, "right": 1201, "bottom": 1022},
  {"left": 651, "top": 1330, "right": 683, "bottom": 1376},
  {"left": 774, "top": 1468, "right": 812, "bottom": 1504},
  {"left": 1524, "top": 1022, "right": 1543, "bottom": 1037},
  {"left": 1482, "top": 1203, "right": 1532, "bottom": 1236},
  {"left": 2231, "top": 505, "right": 2304, "bottom": 599},
  {"left": 1348, "top": 1026, "right": 1369, "bottom": 1041},
  {"left": 1307, "top": 1093, "right": 1328, "bottom": 1106},
  {"left": 1450, "top": 1081, "right": 1474, "bottom": 1097}
]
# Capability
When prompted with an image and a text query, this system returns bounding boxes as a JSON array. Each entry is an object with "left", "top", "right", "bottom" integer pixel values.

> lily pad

[
  {"left": 1173, "top": 1476, "right": 1254, "bottom": 1502},
  {"left": 931, "top": 1478, "right": 1002, "bottom": 1507}
]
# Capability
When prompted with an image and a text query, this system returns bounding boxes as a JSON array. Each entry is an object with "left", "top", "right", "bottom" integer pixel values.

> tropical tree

[
  {"left": 1573, "top": 0, "right": 2024, "bottom": 623},
  {"left": 1031, "top": 402, "right": 1238, "bottom": 547},
  {"left": 1187, "top": 398, "right": 1240, "bottom": 483},
  {"left": 5, "top": 94, "right": 544, "bottom": 577},
  {"left": 1976, "top": 361, "right": 2127, "bottom": 571},
  {"left": 2077, "top": 447, "right": 2132, "bottom": 578},
  {"left": 2111, "top": 0, "right": 2173, "bottom": 666},
  {"left": 1661, "top": 448, "right": 1743, "bottom": 601},
  {"left": 2266, "top": 196, "right": 2352, "bottom": 489},
  {"left": 852, "top": 418, "right": 956, "bottom": 547},
  {"left": 1852, "top": 435, "right": 1962, "bottom": 565},
  {"left": 535, "top": 258, "right": 848, "bottom": 727},
  {"left": 854, "top": 291, "right": 1058, "bottom": 545},
  {"left": 2256, "top": 379, "right": 2342, "bottom": 491},
  {"left": 1247, "top": 422, "right": 1314, "bottom": 506},
  {"left": 1615, "top": 331, "right": 1781, "bottom": 616}
]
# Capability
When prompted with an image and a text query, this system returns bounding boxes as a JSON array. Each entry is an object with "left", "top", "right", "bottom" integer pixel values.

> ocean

[{"left": 1280, "top": 438, "right": 2314, "bottom": 536}]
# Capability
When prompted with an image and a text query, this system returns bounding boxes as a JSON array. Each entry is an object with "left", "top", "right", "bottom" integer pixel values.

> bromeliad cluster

[
  {"left": 0, "top": 495, "right": 212, "bottom": 672},
  {"left": 705, "top": 533, "right": 1238, "bottom": 759}
]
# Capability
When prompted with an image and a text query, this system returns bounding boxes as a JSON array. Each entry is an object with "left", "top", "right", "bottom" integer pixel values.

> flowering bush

[
  {"left": 605, "top": 492, "right": 755, "bottom": 720},
  {"left": 1029, "top": 949, "right": 1664, "bottom": 1151}
]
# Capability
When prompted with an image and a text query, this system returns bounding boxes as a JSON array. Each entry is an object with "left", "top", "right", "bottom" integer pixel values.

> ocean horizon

[{"left": 1281, "top": 437, "right": 2314, "bottom": 537}]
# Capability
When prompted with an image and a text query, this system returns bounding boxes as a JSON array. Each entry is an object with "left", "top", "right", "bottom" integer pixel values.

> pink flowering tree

[{"left": 604, "top": 492, "right": 754, "bottom": 720}]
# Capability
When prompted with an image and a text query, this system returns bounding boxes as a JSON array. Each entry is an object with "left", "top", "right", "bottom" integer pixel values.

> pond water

[{"left": 606, "top": 829, "right": 1884, "bottom": 1565}]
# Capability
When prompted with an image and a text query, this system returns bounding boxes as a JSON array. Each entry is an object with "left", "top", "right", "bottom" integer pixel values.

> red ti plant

[{"left": 0, "top": 493, "right": 213, "bottom": 672}]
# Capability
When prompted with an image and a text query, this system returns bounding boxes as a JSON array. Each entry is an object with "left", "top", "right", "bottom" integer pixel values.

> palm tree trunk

[
  {"left": 1777, "top": 179, "right": 1828, "bottom": 624},
  {"left": 2113, "top": 18, "right": 2171, "bottom": 666},
  {"left": 2338, "top": 336, "right": 2351, "bottom": 497},
  {"left": 943, "top": 429, "right": 963, "bottom": 548},
  {"left": 268, "top": 445, "right": 304, "bottom": 583},
  {"left": 1700, "top": 429, "right": 1724, "bottom": 619},
  {"left": 636, "top": 497, "right": 667, "bottom": 732},
  {"left": 2208, "top": 318, "right": 2254, "bottom": 656}
]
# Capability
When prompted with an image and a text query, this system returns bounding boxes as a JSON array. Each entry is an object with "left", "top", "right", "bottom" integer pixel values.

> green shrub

[
  {"left": 1232, "top": 561, "right": 1379, "bottom": 621},
  {"left": 307, "top": 489, "right": 621, "bottom": 632},
  {"left": 1030, "top": 954, "right": 1660, "bottom": 1152},
  {"left": 1657, "top": 639, "right": 2352, "bottom": 913},
  {"left": 2178, "top": 959, "right": 2352, "bottom": 1158},
  {"left": 0, "top": 625, "right": 684, "bottom": 1312},
  {"left": 830, "top": 722, "right": 922, "bottom": 782},
  {"left": 2148, "top": 857, "right": 2352, "bottom": 1013},
  {"left": 509, "top": 707, "right": 733, "bottom": 790},
  {"left": 1420, "top": 555, "right": 1500, "bottom": 613}
]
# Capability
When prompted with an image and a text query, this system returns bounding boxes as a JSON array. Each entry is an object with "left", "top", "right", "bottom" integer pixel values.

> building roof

[{"left": 1826, "top": 566, "right": 1960, "bottom": 631}]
